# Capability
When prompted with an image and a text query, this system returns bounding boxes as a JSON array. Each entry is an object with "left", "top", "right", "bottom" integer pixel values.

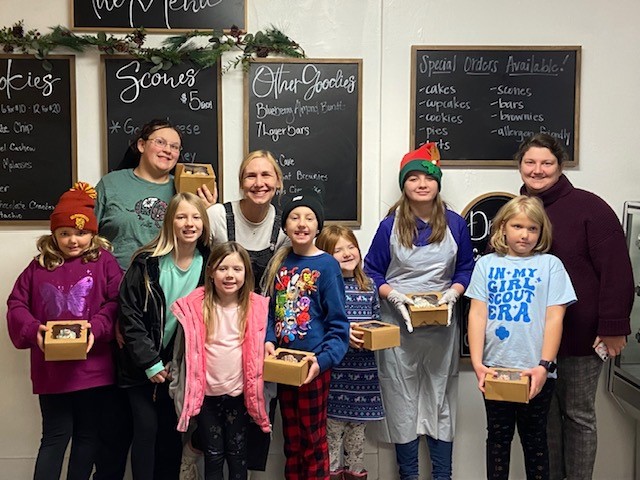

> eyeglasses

[{"left": 147, "top": 137, "right": 182, "bottom": 153}]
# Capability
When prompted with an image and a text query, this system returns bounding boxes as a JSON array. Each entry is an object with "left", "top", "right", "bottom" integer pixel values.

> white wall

[{"left": 1, "top": 1, "right": 638, "bottom": 478}]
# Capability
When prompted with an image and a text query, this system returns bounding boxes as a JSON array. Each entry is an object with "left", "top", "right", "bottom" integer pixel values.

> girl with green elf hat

[{"left": 364, "top": 143, "right": 474, "bottom": 480}]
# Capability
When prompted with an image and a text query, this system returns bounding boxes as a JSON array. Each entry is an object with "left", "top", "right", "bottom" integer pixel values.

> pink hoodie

[{"left": 170, "top": 287, "right": 271, "bottom": 433}]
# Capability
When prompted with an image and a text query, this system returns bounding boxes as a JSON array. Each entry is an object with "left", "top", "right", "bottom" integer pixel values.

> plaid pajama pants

[{"left": 278, "top": 369, "right": 331, "bottom": 480}]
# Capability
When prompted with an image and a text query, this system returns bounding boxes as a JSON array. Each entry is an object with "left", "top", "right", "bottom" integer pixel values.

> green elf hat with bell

[{"left": 398, "top": 142, "right": 442, "bottom": 190}]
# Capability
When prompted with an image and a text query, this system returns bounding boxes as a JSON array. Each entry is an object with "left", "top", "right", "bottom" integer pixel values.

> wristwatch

[{"left": 539, "top": 360, "right": 557, "bottom": 373}]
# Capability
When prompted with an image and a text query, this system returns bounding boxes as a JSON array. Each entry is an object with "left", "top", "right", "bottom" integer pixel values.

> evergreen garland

[{"left": 0, "top": 21, "right": 305, "bottom": 72}]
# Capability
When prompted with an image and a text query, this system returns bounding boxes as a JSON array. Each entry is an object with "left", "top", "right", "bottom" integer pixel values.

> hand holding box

[{"left": 44, "top": 320, "right": 89, "bottom": 361}]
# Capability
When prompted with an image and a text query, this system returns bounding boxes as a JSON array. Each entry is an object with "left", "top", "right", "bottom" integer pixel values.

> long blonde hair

[
  {"left": 490, "top": 195, "right": 552, "bottom": 255},
  {"left": 316, "top": 225, "right": 372, "bottom": 291},
  {"left": 133, "top": 192, "right": 211, "bottom": 260},
  {"left": 36, "top": 234, "right": 112, "bottom": 271},
  {"left": 386, "top": 190, "right": 448, "bottom": 249},
  {"left": 203, "top": 242, "right": 254, "bottom": 338},
  {"left": 261, "top": 246, "right": 292, "bottom": 296}
]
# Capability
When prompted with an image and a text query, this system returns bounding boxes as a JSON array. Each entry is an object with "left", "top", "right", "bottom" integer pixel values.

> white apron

[{"left": 370, "top": 219, "right": 460, "bottom": 444}]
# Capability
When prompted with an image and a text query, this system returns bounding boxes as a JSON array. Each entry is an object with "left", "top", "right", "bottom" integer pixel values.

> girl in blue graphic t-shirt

[{"left": 466, "top": 195, "right": 576, "bottom": 480}]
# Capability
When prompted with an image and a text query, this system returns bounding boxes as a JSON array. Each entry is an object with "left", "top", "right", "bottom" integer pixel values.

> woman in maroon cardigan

[{"left": 516, "top": 133, "right": 634, "bottom": 480}]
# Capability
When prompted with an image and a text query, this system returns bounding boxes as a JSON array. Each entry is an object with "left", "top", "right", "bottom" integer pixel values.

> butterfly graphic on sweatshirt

[{"left": 39, "top": 276, "right": 94, "bottom": 318}]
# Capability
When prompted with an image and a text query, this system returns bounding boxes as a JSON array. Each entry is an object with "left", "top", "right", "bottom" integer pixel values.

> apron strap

[
  {"left": 269, "top": 212, "right": 281, "bottom": 251},
  {"left": 224, "top": 202, "right": 236, "bottom": 242}
]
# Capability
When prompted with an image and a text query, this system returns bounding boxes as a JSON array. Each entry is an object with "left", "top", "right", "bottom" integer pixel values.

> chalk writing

[
  {"left": 412, "top": 47, "right": 579, "bottom": 163},
  {"left": 0, "top": 59, "right": 61, "bottom": 100},
  {"left": 0, "top": 56, "right": 75, "bottom": 223},
  {"left": 247, "top": 60, "right": 361, "bottom": 224},
  {"left": 91, "top": 0, "right": 224, "bottom": 28}
]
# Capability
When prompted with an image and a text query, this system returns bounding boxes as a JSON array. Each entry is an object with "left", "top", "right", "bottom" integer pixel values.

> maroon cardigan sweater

[{"left": 521, "top": 174, "right": 634, "bottom": 357}]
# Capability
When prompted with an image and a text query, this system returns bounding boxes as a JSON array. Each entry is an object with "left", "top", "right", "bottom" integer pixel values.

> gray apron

[{"left": 370, "top": 218, "right": 460, "bottom": 444}]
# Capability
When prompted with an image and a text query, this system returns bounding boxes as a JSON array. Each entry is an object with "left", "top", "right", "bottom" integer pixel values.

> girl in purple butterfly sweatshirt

[{"left": 6, "top": 182, "right": 122, "bottom": 480}]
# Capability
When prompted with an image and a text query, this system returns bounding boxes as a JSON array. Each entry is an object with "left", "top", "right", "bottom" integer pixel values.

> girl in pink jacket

[{"left": 170, "top": 241, "right": 271, "bottom": 480}]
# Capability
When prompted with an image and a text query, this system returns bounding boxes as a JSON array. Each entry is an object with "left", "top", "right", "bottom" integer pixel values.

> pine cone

[{"left": 12, "top": 24, "right": 24, "bottom": 38}]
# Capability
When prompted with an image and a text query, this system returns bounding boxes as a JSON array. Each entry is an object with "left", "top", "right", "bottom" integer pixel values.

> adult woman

[
  {"left": 516, "top": 133, "right": 633, "bottom": 480},
  {"left": 364, "top": 143, "right": 474, "bottom": 480},
  {"left": 118, "top": 192, "right": 211, "bottom": 480},
  {"left": 96, "top": 118, "right": 216, "bottom": 270},
  {"left": 204, "top": 149, "right": 289, "bottom": 472},
  {"left": 207, "top": 149, "right": 290, "bottom": 289}
]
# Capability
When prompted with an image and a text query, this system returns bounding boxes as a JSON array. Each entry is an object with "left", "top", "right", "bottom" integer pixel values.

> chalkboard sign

[
  {"left": 72, "top": 0, "right": 246, "bottom": 32},
  {"left": 411, "top": 46, "right": 581, "bottom": 167},
  {"left": 0, "top": 55, "right": 77, "bottom": 225},
  {"left": 458, "top": 192, "right": 516, "bottom": 357},
  {"left": 102, "top": 56, "right": 222, "bottom": 196},
  {"left": 245, "top": 59, "right": 362, "bottom": 226}
]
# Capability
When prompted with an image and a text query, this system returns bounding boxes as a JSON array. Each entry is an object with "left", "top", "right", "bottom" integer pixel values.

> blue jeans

[{"left": 395, "top": 436, "right": 453, "bottom": 480}]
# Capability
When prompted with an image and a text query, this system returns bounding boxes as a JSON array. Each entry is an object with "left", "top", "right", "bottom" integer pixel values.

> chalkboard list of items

[
  {"left": 73, "top": 0, "right": 245, "bottom": 31},
  {"left": 102, "top": 56, "right": 221, "bottom": 189},
  {"left": 246, "top": 60, "right": 362, "bottom": 225},
  {"left": 412, "top": 47, "right": 580, "bottom": 166},
  {"left": 0, "top": 55, "right": 76, "bottom": 223}
]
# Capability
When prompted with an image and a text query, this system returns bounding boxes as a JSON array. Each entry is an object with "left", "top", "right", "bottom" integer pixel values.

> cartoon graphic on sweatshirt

[{"left": 273, "top": 266, "right": 321, "bottom": 343}]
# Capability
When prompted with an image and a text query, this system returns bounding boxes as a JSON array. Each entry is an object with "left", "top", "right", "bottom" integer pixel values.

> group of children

[{"left": 7, "top": 140, "right": 577, "bottom": 480}]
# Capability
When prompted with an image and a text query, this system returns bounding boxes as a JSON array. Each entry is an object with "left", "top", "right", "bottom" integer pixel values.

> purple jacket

[
  {"left": 7, "top": 250, "right": 122, "bottom": 394},
  {"left": 170, "top": 288, "right": 271, "bottom": 433},
  {"left": 522, "top": 174, "right": 634, "bottom": 356}
]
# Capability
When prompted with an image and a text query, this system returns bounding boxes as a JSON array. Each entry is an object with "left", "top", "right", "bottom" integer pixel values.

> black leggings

[
  {"left": 196, "top": 394, "right": 250, "bottom": 480},
  {"left": 35, "top": 386, "right": 107, "bottom": 480},
  {"left": 93, "top": 385, "right": 132, "bottom": 480},
  {"left": 127, "top": 382, "right": 181, "bottom": 480},
  {"left": 484, "top": 379, "right": 555, "bottom": 480}
]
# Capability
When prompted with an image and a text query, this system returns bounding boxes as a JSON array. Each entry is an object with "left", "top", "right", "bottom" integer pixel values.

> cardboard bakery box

[
  {"left": 264, "top": 348, "right": 315, "bottom": 386},
  {"left": 353, "top": 320, "right": 401, "bottom": 350},
  {"left": 484, "top": 368, "right": 530, "bottom": 404},
  {"left": 44, "top": 320, "right": 88, "bottom": 361},
  {"left": 407, "top": 291, "right": 448, "bottom": 326},
  {"left": 174, "top": 163, "right": 216, "bottom": 195}
]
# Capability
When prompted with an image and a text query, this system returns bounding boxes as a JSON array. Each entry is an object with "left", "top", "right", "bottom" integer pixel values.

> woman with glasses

[
  {"left": 96, "top": 118, "right": 216, "bottom": 271},
  {"left": 93, "top": 119, "right": 215, "bottom": 480}
]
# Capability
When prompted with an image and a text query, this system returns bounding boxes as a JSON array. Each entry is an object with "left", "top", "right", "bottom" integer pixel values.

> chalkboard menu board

[
  {"left": 0, "top": 55, "right": 76, "bottom": 224},
  {"left": 72, "top": 0, "right": 246, "bottom": 32},
  {"left": 102, "top": 56, "right": 222, "bottom": 195},
  {"left": 245, "top": 59, "right": 362, "bottom": 226},
  {"left": 411, "top": 46, "right": 580, "bottom": 167},
  {"left": 459, "top": 192, "right": 516, "bottom": 357}
]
